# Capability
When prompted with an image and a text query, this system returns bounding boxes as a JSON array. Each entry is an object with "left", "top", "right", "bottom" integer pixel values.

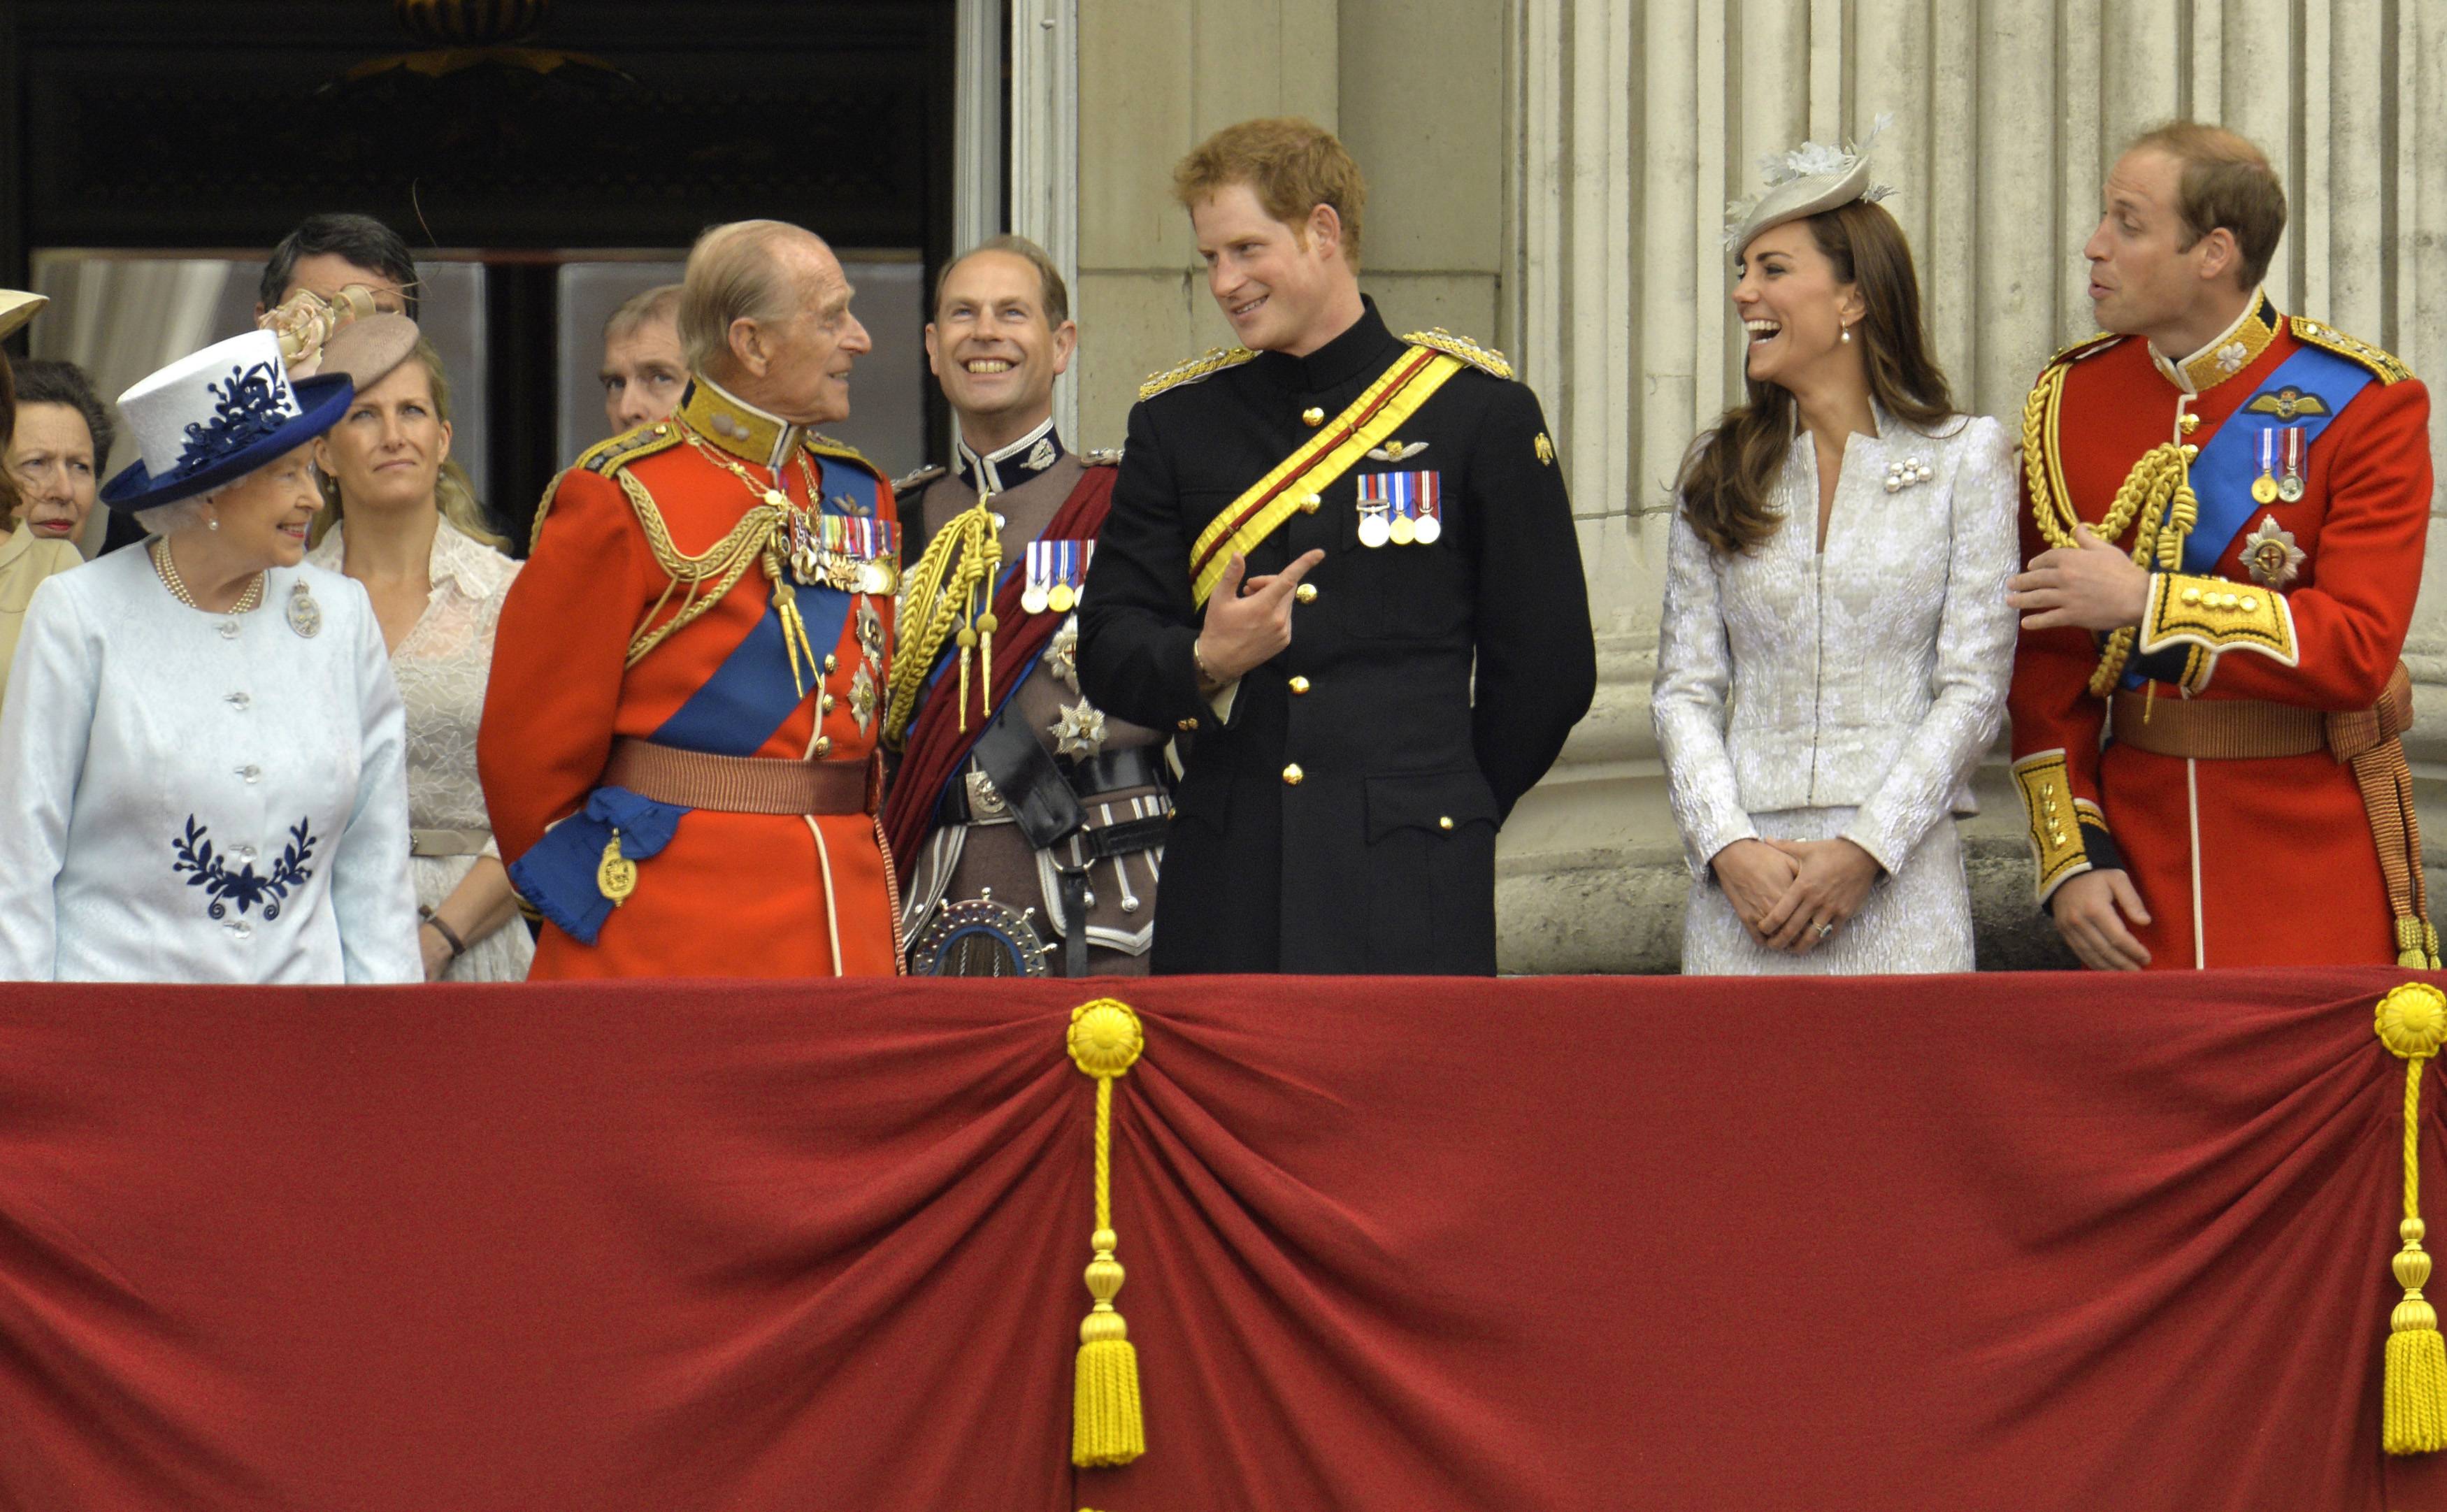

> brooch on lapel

[
  {"left": 286, "top": 580, "right": 322, "bottom": 638},
  {"left": 1884, "top": 454, "right": 1934, "bottom": 493}
]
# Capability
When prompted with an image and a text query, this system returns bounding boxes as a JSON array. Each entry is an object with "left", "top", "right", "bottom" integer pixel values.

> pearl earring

[
  {"left": 1840, "top": 325, "right": 1852, "bottom": 344},
  {"left": 207, "top": 516, "right": 220, "bottom": 531}
]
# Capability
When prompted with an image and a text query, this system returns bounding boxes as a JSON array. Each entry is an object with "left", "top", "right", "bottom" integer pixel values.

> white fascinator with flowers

[{"left": 1723, "top": 113, "right": 1897, "bottom": 254}]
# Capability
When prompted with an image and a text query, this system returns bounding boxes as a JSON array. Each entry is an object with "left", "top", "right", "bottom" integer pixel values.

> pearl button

[
  {"left": 225, "top": 922, "right": 252, "bottom": 940},
  {"left": 1289, "top": 675, "right": 1310, "bottom": 694},
  {"left": 217, "top": 620, "right": 241, "bottom": 639},
  {"left": 236, "top": 764, "right": 261, "bottom": 783},
  {"left": 1282, "top": 763, "right": 1304, "bottom": 786},
  {"left": 236, "top": 844, "right": 258, "bottom": 861},
  {"left": 1294, "top": 583, "right": 1318, "bottom": 604},
  {"left": 225, "top": 691, "right": 251, "bottom": 710}
]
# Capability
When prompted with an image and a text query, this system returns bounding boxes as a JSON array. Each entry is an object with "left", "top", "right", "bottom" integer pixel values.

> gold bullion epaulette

[
  {"left": 2289, "top": 318, "right": 2415, "bottom": 385},
  {"left": 1139, "top": 346, "right": 1256, "bottom": 402},
  {"left": 803, "top": 433, "right": 886, "bottom": 480},
  {"left": 2045, "top": 331, "right": 2123, "bottom": 369},
  {"left": 891, "top": 463, "right": 947, "bottom": 494},
  {"left": 574, "top": 420, "right": 685, "bottom": 477},
  {"left": 1403, "top": 328, "right": 1512, "bottom": 381},
  {"left": 1081, "top": 447, "right": 1124, "bottom": 468}
]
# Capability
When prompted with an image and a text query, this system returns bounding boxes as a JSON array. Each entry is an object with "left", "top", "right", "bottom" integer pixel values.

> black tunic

[{"left": 1077, "top": 300, "right": 1596, "bottom": 974}]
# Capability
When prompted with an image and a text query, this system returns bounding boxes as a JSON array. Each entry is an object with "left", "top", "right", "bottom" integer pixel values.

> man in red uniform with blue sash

[
  {"left": 2007, "top": 123, "right": 2434, "bottom": 970},
  {"left": 480, "top": 219, "right": 903, "bottom": 978}
]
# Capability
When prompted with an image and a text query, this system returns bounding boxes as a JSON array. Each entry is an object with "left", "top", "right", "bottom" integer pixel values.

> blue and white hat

[{"left": 100, "top": 329, "right": 353, "bottom": 512}]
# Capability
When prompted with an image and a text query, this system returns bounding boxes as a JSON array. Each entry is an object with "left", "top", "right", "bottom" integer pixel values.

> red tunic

[
  {"left": 2007, "top": 298, "right": 2431, "bottom": 967},
  {"left": 479, "top": 381, "right": 901, "bottom": 979}
]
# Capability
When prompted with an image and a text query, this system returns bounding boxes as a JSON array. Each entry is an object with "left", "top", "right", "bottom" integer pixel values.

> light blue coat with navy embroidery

[{"left": 0, "top": 547, "right": 419, "bottom": 983}]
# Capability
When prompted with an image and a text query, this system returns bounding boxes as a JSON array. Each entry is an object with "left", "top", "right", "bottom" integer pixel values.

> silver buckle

[{"left": 966, "top": 768, "right": 1013, "bottom": 823}]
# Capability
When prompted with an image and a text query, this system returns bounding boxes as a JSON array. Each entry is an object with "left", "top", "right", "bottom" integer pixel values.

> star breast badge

[
  {"left": 1051, "top": 698, "right": 1108, "bottom": 758},
  {"left": 2241, "top": 514, "right": 2306, "bottom": 589}
]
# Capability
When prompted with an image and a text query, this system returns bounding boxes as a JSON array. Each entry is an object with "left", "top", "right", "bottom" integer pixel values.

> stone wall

[{"left": 1059, "top": 0, "right": 2447, "bottom": 972}]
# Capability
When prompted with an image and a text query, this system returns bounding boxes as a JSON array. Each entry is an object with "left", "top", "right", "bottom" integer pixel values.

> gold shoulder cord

[
  {"left": 884, "top": 492, "right": 1001, "bottom": 747},
  {"left": 2021, "top": 365, "right": 2199, "bottom": 696}
]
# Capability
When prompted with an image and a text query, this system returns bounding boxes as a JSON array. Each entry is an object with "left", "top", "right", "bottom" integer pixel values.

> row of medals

[
  {"left": 772, "top": 487, "right": 898, "bottom": 596},
  {"left": 1356, "top": 501, "right": 1441, "bottom": 547},
  {"left": 2251, "top": 428, "right": 2309, "bottom": 505}
]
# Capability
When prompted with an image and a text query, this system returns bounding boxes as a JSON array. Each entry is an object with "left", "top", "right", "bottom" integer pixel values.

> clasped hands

[
  {"left": 1712, "top": 835, "right": 1881, "bottom": 954},
  {"left": 1192, "top": 548, "right": 1328, "bottom": 686}
]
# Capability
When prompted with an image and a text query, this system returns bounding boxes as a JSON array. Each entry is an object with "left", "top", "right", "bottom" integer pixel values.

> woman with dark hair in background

[
  {"left": 1652, "top": 122, "right": 2018, "bottom": 974},
  {"left": 1, "top": 294, "right": 86, "bottom": 718},
  {"left": 306, "top": 316, "right": 531, "bottom": 983}
]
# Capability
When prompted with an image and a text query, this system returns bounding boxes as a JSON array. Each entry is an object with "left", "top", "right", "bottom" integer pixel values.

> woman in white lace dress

[
  {"left": 1652, "top": 125, "right": 2018, "bottom": 974},
  {"left": 308, "top": 317, "right": 533, "bottom": 981}
]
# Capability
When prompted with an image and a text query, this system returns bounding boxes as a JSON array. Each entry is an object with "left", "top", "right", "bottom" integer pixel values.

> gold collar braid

[
  {"left": 883, "top": 491, "right": 1003, "bottom": 747},
  {"left": 2021, "top": 368, "right": 2199, "bottom": 696}
]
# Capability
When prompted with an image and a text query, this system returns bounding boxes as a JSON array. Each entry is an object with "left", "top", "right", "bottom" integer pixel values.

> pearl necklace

[{"left": 152, "top": 536, "right": 265, "bottom": 615}]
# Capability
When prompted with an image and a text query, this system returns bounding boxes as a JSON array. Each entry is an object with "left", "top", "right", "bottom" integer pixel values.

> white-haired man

[{"left": 480, "top": 219, "right": 904, "bottom": 979}]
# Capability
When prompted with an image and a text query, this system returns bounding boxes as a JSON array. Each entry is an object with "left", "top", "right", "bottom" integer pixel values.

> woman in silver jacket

[{"left": 1652, "top": 124, "right": 2018, "bottom": 974}]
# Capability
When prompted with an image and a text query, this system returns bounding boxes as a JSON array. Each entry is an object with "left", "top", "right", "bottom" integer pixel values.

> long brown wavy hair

[{"left": 1677, "top": 199, "right": 1958, "bottom": 555}]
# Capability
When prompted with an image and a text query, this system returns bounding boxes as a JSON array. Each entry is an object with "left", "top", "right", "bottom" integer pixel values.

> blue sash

[
  {"left": 510, "top": 454, "right": 882, "bottom": 944},
  {"left": 2180, "top": 343, "right": 2373, "bottom": 575}
]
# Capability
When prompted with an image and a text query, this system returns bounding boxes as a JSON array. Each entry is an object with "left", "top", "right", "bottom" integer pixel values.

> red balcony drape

[{"left": 0, "top": 967, "right": 2439, "bottom": 1511}]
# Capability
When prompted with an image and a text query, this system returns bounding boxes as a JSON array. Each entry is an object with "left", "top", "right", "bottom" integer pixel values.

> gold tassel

[
  {"left": 1067, "top": 998, "right": 1147, "bottom": 1468},
  {"left": 882, "top": 489, "right": 1002, "bottom": 747},
  {"left": 2378, "top": 982, "right": 2447, "bottom": 1453}
]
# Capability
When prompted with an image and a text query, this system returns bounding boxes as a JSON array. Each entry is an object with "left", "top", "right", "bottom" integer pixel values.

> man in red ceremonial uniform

[
  {"left": 882, "top": 236, "right": 1170, "bottom": 977},
  {"left": 480, "top": 219, "right": 903, "bottom": 978},
  {"left": 2007, "top": 122, "right": 2434, "bottom": 970}
]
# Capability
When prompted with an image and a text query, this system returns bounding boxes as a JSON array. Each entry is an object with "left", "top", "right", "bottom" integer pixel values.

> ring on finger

[{"left": 1814, "top": 921, "right": 1835, "bottom": 940}]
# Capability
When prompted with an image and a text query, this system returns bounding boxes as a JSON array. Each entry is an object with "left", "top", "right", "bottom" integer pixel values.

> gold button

[
  {"left": 814, "top": 735, "right": 831, "bottom": 756},
  {"left": 2239, "top": 595, "right": 2259, "bottom": 612},
  {"left": 1177, "top": 717, "right": 1198, "bottom": 731},
  {"left": 1437, "top": 816, "right": 1454, "bottom": 831},
  {"left": 824, "top": 654, "right": 839, "bottom": 672},
  {"left": 1300, "top": 407, "right": 1325, "bottom": 427},
  {"left": 1294, "top": 582, "right": 1318, "bottom": 604},
  {"left": 1282, "top": 763, "right": 1304, "bottom": 786},
  {"left": 1298, "top": 494, "right": 1321, "bottom": 514},
  {"left": 820, "top": 693, "right": 837, "bottom": 713},
  {"left": 1289, "top": 675, "right": 1310, "bottom": 694},
  {"left": 653, "top": 424, "right": 668, "bottom": 435},
  {"left": 2180, "top": 413, "right": 2201, "bottom": 435},
  {"left": 2181, "top": 586, "right": 2203, "bottom": 605}
]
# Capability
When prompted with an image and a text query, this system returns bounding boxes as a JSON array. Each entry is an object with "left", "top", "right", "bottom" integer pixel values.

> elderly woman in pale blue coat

[{"left": 0, "top": 329, "right": 419, "bottom": 983}]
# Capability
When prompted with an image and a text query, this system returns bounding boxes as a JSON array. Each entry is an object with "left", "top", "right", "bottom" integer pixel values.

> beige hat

[
  {"left": 318, "top": 312, "right": 422, "bottom": 390},
  {"left": 1724, "top": 113, "right": 1896, "bottom": 255},
  {"left": 1, "top": 289, "right": 47, "bottom": 343}
]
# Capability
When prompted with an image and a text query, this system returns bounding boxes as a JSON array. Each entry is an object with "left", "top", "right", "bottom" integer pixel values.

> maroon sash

[{"left": 882, "top": 466, "right": 1117, "bottom": 880}]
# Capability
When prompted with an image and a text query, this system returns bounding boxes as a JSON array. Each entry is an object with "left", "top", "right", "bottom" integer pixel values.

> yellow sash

[{"left": 1188, "top": 345, "right": 1465, "bottom": 607}]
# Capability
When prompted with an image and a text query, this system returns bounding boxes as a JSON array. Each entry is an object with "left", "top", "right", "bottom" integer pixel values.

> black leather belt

[{"left": 937, "top": 742, "right": 1170, "bottom": 828}]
